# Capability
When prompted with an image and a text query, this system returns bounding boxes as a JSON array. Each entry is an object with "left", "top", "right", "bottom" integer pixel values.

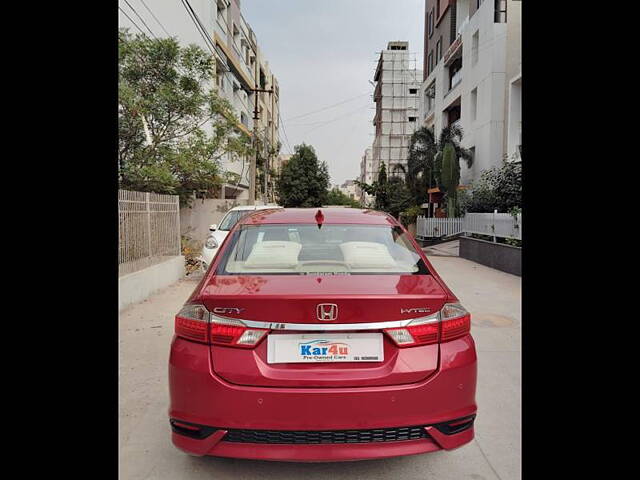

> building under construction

[{"left": 371, "top": 41, "right": 422, "bottom": 181}]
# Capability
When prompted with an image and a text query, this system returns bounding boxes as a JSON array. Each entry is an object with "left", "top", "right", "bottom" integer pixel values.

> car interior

[{"left": 222, "top": 225, "right": 423, "bottom": 274}]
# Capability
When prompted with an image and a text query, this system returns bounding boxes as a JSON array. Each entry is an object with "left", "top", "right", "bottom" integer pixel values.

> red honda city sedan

[{"left": 168, "top": 208, "right": 477, "bottom": 462}]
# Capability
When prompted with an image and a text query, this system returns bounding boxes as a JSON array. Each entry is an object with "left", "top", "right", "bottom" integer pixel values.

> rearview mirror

[{"left": 209, "top": 224, "right": 217, "bottom": 231}]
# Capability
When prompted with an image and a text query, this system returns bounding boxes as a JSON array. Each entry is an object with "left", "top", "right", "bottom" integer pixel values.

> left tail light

[{"left": 174, "top": 304, "right": 269, "bottom": 348}]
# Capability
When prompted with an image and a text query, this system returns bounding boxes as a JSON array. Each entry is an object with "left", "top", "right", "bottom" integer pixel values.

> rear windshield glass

[
  {"left": 218, "top": 210, "right": 251, "bottom": 231},
  {"left": 216, "top": 224, "right": 430, "bottom": 275}
]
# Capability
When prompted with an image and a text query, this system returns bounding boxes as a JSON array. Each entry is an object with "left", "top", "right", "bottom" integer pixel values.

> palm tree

[
  {"left": 440, "top": 143, "right": 460, "bottom": 217},
  {"left": 406, "top": 124, "right": 474, "bottom": 207},
  {"left": 438, "top": 123, "right": 473, "bottom": 169},
  {"left": 407, "top": 127, "right": 438, "bottom": 206}
]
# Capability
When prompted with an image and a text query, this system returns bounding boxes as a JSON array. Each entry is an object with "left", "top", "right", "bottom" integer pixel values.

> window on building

[
  {"left": 409, "top": 88, "right": 418, "bottom": 94},
  {"left": 436, "top": 38, "right": 442, "bottom": 63},
  {"left": 425, "top": 83, "right": 436, "bottom": 115},
  {"left": 428, "top": 9, "right": 434, "bottom": 37},
  {"left": 446, "top": 105, "right": 461, "bottom": 126},
  {"left": 450, "top": 1, "right": 457, "bottom": 44},
  {"left": 448, "top": 58, "right": 463, "bottom": 91},
  {"left": 259, "top": 69, "right": 267, "bottom": 89},
  {"left": 217, "top": 0, "right": 228, "bottom": 23},
  {"left": 494, "top": 0, "right": 507, "bottom": 23},
  {"left": 216, "top": 72, "right": 225, "bottom": 91},
  {"left": 472, "top": 30, "right": 479, "bottom": 66},
  {"left": 408, "top": 116, "right": 417, "bottom": 122},
  {"left": 428, "top": 51, "right": 434, "bottom": 75},
  {"left": 471, "top": 88, "right": 478, "bottom": 121},
  {"left": 233, "top": 23, "right": 240, "bottom": 45}
]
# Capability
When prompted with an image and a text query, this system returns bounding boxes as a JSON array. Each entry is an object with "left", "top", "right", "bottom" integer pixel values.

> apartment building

[
  {"left": 213, "top": 0, "right": 280, "bottom": 201},
  {"left": 371, "top": 41, "right": 423, "bottom": 181},
  {"left": 339, "top": 180, "right": 359, "bottom": 201},
  {"left": 118, "top": 0, "right": 280, "bottom": 202},
  {"left": 420, "top": 0, "right": 521, "bottom": 186}
]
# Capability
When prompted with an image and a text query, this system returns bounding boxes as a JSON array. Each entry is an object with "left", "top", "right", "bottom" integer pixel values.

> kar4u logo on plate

[{"left": 299, "top": 339, "right": 349, "bottom": 357}]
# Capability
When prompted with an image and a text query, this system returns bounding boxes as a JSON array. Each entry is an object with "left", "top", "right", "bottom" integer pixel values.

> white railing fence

[
  {"left": 416, "top": 216, "right": 465, "bottom": 238},
  {"left": 118, "top": 190, "right": 181, "bottom": 276},
  {"left": 416, "top": 212, "right": 522, "bottom": 240},
  {"left": 463, "top": 212, "right": 522, "bottom": 240}
]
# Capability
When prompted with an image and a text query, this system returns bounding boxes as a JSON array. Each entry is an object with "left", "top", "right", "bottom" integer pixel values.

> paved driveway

[{"left": 119, "top": 255, "right": 520, "bottom": 480}]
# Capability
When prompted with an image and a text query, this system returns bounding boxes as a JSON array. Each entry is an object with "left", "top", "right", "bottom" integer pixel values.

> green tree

[
  {"left": 355, "top": 163, "right": 412, "bottom": 218},
  {"left": 406, "top": 124, "right": 473, "bottom": 209},
  {"left": 440, "top": 143, "right": 460, "bottom": 217},
  {"left": 118, "top": 29, "right": 252, "bottom": 205},
  {"left": 356, "top": 162, "right": 390, "bottom": 211},
  {"left": 276, "top": 144, "right": 330, "bottom": 207},
  {"left": 406, "top": 127, "right": 439, "bottom": 206},
  {"left": 438, "top": 123, "right": 473, "bottom": 170},
  {"left": 467, "top": 158, "right": 522, "bottom": 213},
  {"left": 326, "top": 187, "right": 361, "bottom": 207},
  {"left": 374, "top": 162, "right": 389, "bottom": 211},
  {"left": 387, "top": 176, "right": 413, "bottom": 218}
]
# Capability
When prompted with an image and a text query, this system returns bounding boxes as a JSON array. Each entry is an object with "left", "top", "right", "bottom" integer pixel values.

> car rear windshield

[{"left": 215, "top": 224, "right": 430, "bottom": 275}]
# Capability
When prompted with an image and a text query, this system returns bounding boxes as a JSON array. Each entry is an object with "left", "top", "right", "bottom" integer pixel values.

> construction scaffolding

[{"left": 371, "top": 41, "right": 423, "bottom": 181}]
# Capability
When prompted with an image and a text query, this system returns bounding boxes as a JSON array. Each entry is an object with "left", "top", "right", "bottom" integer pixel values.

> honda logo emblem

[{"left": 316, "top": 303, "right": 338, "bottom": 321}]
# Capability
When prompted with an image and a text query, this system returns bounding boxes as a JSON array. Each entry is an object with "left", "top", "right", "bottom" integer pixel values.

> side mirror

[{"left": 209, "top": 224, "right": 217, "bottom": 232}]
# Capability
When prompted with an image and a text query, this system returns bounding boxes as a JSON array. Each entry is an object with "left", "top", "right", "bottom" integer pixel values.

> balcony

[
  {"left": 444, "top": 35, "right": 463, "bottom": 66},
  {"left": 444, "top": 71, "right": 462, "bottom": 99}
]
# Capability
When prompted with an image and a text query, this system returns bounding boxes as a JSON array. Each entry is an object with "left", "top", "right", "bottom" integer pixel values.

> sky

[
  {"left": 118, "top": 0, "right": 425, "bottom": 186},
  {"left": 242, "top": 0, "right": 424, "bottom": 185}
]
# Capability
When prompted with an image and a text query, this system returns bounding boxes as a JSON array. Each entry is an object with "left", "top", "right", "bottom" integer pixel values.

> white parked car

[{"left": 200, "top": 204, "right": 282, "bottom": 271}]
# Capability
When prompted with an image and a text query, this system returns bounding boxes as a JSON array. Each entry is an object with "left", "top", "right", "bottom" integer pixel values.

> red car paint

[{"left": 169, "top": 208, "right": 477, "bottom": 461}]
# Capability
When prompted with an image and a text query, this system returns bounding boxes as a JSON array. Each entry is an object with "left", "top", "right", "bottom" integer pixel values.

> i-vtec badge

[
  {"left": 213, "top": 307, "right": 245, "bottom": 315},
  {"left": 401, "top": 307, "right": 431, "bottom": 314}
]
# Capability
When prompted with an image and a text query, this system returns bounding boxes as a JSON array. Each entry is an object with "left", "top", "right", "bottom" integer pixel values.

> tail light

[
  {"left": 440, "top": 303, "right": 471, "bottom": 342},
  {"left": 384, "top": 303, "right": 471, "bottom": 347},
  {"left": 174, "top": 304, "right": 268, "bottom": 348}
]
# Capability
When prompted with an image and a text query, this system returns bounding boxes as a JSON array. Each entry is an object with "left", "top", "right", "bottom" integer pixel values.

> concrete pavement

[
  {"left": 119, "top": 254, "right": 521, "bottom": 480},
  {"left": 422, "top": 239, "right": 460, "bottom": 257}
]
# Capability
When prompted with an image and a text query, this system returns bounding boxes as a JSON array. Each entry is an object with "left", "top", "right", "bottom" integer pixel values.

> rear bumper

[
  {"left": 168, "top": 335, "right": 477, "bottom": 461},
  {"left": 171, "top": 429, "right": 474, "bottom": 462}
]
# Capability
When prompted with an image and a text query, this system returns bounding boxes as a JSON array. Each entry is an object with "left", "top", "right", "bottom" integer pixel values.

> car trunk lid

[{"left": 202, "top": 274, "right": 447, "bottom": 387}]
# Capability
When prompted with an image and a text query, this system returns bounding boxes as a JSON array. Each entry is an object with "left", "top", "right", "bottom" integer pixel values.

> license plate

[{"left": 267, "top": 333, "right": 384, "bottom": 364}]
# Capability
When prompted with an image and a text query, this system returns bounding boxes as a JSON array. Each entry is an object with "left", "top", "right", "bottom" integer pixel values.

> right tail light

[{"left": 384, "top": 303, "right": 471, "bottom": 347}]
